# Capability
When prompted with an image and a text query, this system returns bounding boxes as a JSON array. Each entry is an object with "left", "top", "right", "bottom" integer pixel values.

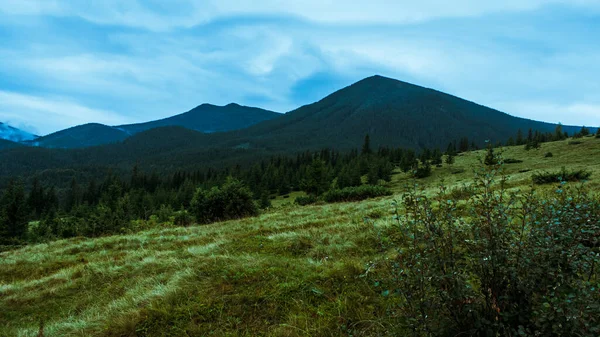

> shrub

[
  {"left": 173, "top": 209, "right": 193, "bottom": 227},
  {"left": 412, "top": 162, "right": 431, "bottom": 179},
  {"left": 322, "top": 185, "right": 392, "bottom": 203},
  {"left": 294, "top": 195, "right": 317, "bottom": 206},
  {"left": 569, "top": 140, "right": 583, "bottom": 145},
  {"left": 532, "top": 167, "right": 592, "bottom": 184},
  {"left": 544, "top": 152, "right": 553, "bottom": 158},
  {"left": 374, "top": 166, "right": 600, "bottom": 336},
  {"left": 190, "top": 177, "right": 258, "bottom": 224},
  {"left": 504, "top": 158, "right": 524, "bottom": 164}
]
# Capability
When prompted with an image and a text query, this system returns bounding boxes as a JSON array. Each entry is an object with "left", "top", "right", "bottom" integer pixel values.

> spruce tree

[
  {"left": 484, "top": 144, "right": 496, "bottom": 166},
  {"left": 361, "top": 134, "right": 372, "bottom": 155},
  {"left": 0, "top": 179, "right": 29, "bottom": 241}
]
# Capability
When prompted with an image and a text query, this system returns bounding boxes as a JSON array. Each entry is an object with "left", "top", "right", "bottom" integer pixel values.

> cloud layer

[{"left": 1, "top": 1, "right": 599, "bottom": 134}]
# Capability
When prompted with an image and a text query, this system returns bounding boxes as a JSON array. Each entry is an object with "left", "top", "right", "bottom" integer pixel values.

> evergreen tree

[
  {"left": 301, "top": 159, "right": 330, "bottom": 196},
  {"left": 0, "top": 179, "right": 29, "bottom": 242},
  {"left": 516, "top": 129, "right": 524, "bottom": 145},
  {"left": 361, "top": 134, "right": 372, "bottom": 155},
  {"left": 554, "top": 123, "right": 565, "bottom": 141},
  {"left": 596, "top": 128, "right": 600, "bottom": 138},
  {"left": 580, "top": 126, "right": 590, "bottom": 136},
  {"left": 484, "top": 144, "right": 496, "bottom": 166}
]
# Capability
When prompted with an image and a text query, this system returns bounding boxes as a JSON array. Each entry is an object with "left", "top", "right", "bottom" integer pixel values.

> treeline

[{"left": 1, "top": 135, "right": 441, "bottom": 245}]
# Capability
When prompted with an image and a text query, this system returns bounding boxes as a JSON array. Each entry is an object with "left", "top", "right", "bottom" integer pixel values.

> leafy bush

[
  {"left": 569, "top": 140, "right": 583, "bottom": 145},
  {"left": 532, "top": 167, "right": 592, "bottom": 184},
  {"left": 504, "top": 158, "right": 524, "bottom": 163},
  {"left": 173, "top": 209, "right": 193, "bottom": 227},
  {"left": 190, "top": 177, "right": 258, "bottom": 224},
  {"left": 544, "top": 151, "right": 553, "bottom": 158},
  {"left": 412, "top": 162, "right": 432, "bottom": 179},
  {"left": 322, "top": 185, "right": 392, "bottom": 203},
  {"left": 294, "top": 195, "right": 317, "bottom": 206},
  {"left": 373, "top": 166, "right": 600, "bottom": 336}
]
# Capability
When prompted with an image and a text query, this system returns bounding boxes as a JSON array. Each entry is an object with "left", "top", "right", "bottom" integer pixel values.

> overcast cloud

[{"left": 1, "top": 0, "right": 599, "bottom": 135}]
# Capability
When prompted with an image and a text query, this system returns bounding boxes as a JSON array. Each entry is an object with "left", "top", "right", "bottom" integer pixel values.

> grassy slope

[{"left": 1, "top": 136, "right": 599, "bottom": 337}]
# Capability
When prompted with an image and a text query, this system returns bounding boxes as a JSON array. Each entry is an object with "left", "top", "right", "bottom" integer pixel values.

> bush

[
  {"left": 412, "top": 162, "right": 432, "bottom": 179},
  {"left": 190, "top": 177, "right": 258, "bottom": 224},
  {"left": 173, "top": 209, "right": 193, "bottom": 227},
  {"left": 569, "top": 140, "right": 583, "bottom": 145},
  {"left": 532, "top": 167, "right": 592, "bottom": 184},
  {"left": 374, "top": 166, "right": 600, "bottom": 336},
  {"left": 295, "top": 195, "right": 317, "bottom": 206},
  {"left": 504, "top": 158, "right": 523, "bottom": 164},
  {"left": 544, "top": 152, "right": 553, "bottom": 158},
  {"left": 322, "top": 185, "right": 392, "bottom": 203}
]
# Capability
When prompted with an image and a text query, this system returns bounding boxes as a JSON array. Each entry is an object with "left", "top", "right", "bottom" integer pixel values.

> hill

[
  {"left": 28, "top": 123, "right": 130, "bottom": 149},
  {"left": 213, "top": 75, "right": 587, "bottom": 151},
  {"left": 1, "top": 136, "right": 598, "bottom": 336},
  {"left": 24, "top": 104, "right": 280, "bottom": 149},
  {"left": 0, "top": 75, "right": 595, "bottom": 183},
  {"left": 117, "top": 103, "right": 281, "bottom": 135},
  {"left": 0, "top": 123, "right": 37, "bottom": 142}
]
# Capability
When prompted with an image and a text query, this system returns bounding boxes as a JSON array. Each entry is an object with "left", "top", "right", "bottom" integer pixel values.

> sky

[{"left": 1, "top": 1, "right": 600, "bottom": 135}]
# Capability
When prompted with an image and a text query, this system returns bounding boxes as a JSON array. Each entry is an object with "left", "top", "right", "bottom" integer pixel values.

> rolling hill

[
  {"left": 117, "top": 103, "right": 281, "bottom": 135},
  {"left": 27, "top": 104, "right": 281, "bottom": 149}
]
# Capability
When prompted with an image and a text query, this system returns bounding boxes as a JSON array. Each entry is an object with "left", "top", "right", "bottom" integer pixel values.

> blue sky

[{"left": 1, "top": 1, "right": 599, "bottom": 135}]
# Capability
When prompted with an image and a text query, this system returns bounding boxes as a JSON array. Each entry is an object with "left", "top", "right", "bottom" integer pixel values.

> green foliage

[
  {"left": 300, "top": 158, "right": 331, "bottom": 196},
  {"left": 484, "top": 143, "right": 497, "bottom": 165},
  {"left": 412, "top": 162, "right": 432, "bottom": 179},
  {"left": 544, "top": 151, "right": 553, "bottom": 158},
  {"left": 375, "top": 166, "right": 600, "bottom": 336},
  {"left": 532, "top": 167, "right": 592, "bottom": 184},
  {"left": 294, "top": 194, "right": 318, "bottom": 206},
  {"left": 0, "top": 180, "right": 28, "bottom": 243},
  {"left": 190, "top": 177, "right": 258, "bottom": 224},
  {"left": 322, "top": 185, "right": 392, "bottom": 203}
]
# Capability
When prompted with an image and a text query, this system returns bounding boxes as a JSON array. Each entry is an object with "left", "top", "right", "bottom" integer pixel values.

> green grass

[{"left": 1, "top": 137, "right": 599, "bottom": 336}]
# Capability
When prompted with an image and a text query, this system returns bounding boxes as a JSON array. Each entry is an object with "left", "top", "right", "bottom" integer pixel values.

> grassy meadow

[{"left": 1, "top": 136, "right": 599, "bottom": 336}]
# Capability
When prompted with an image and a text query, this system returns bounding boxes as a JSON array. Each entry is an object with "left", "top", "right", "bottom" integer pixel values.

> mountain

[
  {"left": 117, "top": 103, "right": 280, "bottom": 135},
  {"left": 0, "top": 123, "right": 37, "bottom": 142},
  {"left": 0, "top": 75, "right": 594, "bottom": 185},
  {"left": 212, "top": 75, "right": 586, "bottom": 151},
  {"left": 28, "top": 104, "right": 280, "bottom": 149},
  {"left": 29, "top": 123, "right": 130, "bottom": 149}
]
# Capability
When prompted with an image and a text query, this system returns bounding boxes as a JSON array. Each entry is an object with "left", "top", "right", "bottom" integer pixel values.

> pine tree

[
  {"left": 554, "top": 123, "right": 565, "bottom": 141},
  {"left": 361, "top": 134, "right": 372, "bottom": 155},
  {"left": 516, "top": 129, "right": 524, "bottom": 145},
  {"left": 0, "top": 179, "right": 29, "bottom": 242},
  {"left": 484, "top": 144, "right": 496, "bottom": 166},
  {"left": 596, "top": 128, "right": 600, "bottom": 138},
  {"left": 580, "top": 126, "right": 590, "bottom": 136}
]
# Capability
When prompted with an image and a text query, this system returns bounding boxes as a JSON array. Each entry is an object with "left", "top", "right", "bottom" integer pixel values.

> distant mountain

[
  {"left": 214, "top": 75, "right": 585, "bottom": 151},
  {"left": 29, "top": 123, "right": 130, "bottom": 149},
  {"left": 117, "top": 103, "right": 280, "bottom": 135},
  {"left": 0, "top": 123, "right": 37, "bottom": 142},
  {"left": 29, "top": 104, "right": 280, "bottom": 149}
]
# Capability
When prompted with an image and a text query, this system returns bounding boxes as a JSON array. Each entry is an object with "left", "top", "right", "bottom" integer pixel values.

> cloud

[
  {"left": 2, "top": 1, "right": 600, "bottom": 31},
  {"left": 1, "top": 1, "right": 600, "bottom": 134},
  {"left": 0, "top": 91, "right": 133, "bottom": 135}
]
